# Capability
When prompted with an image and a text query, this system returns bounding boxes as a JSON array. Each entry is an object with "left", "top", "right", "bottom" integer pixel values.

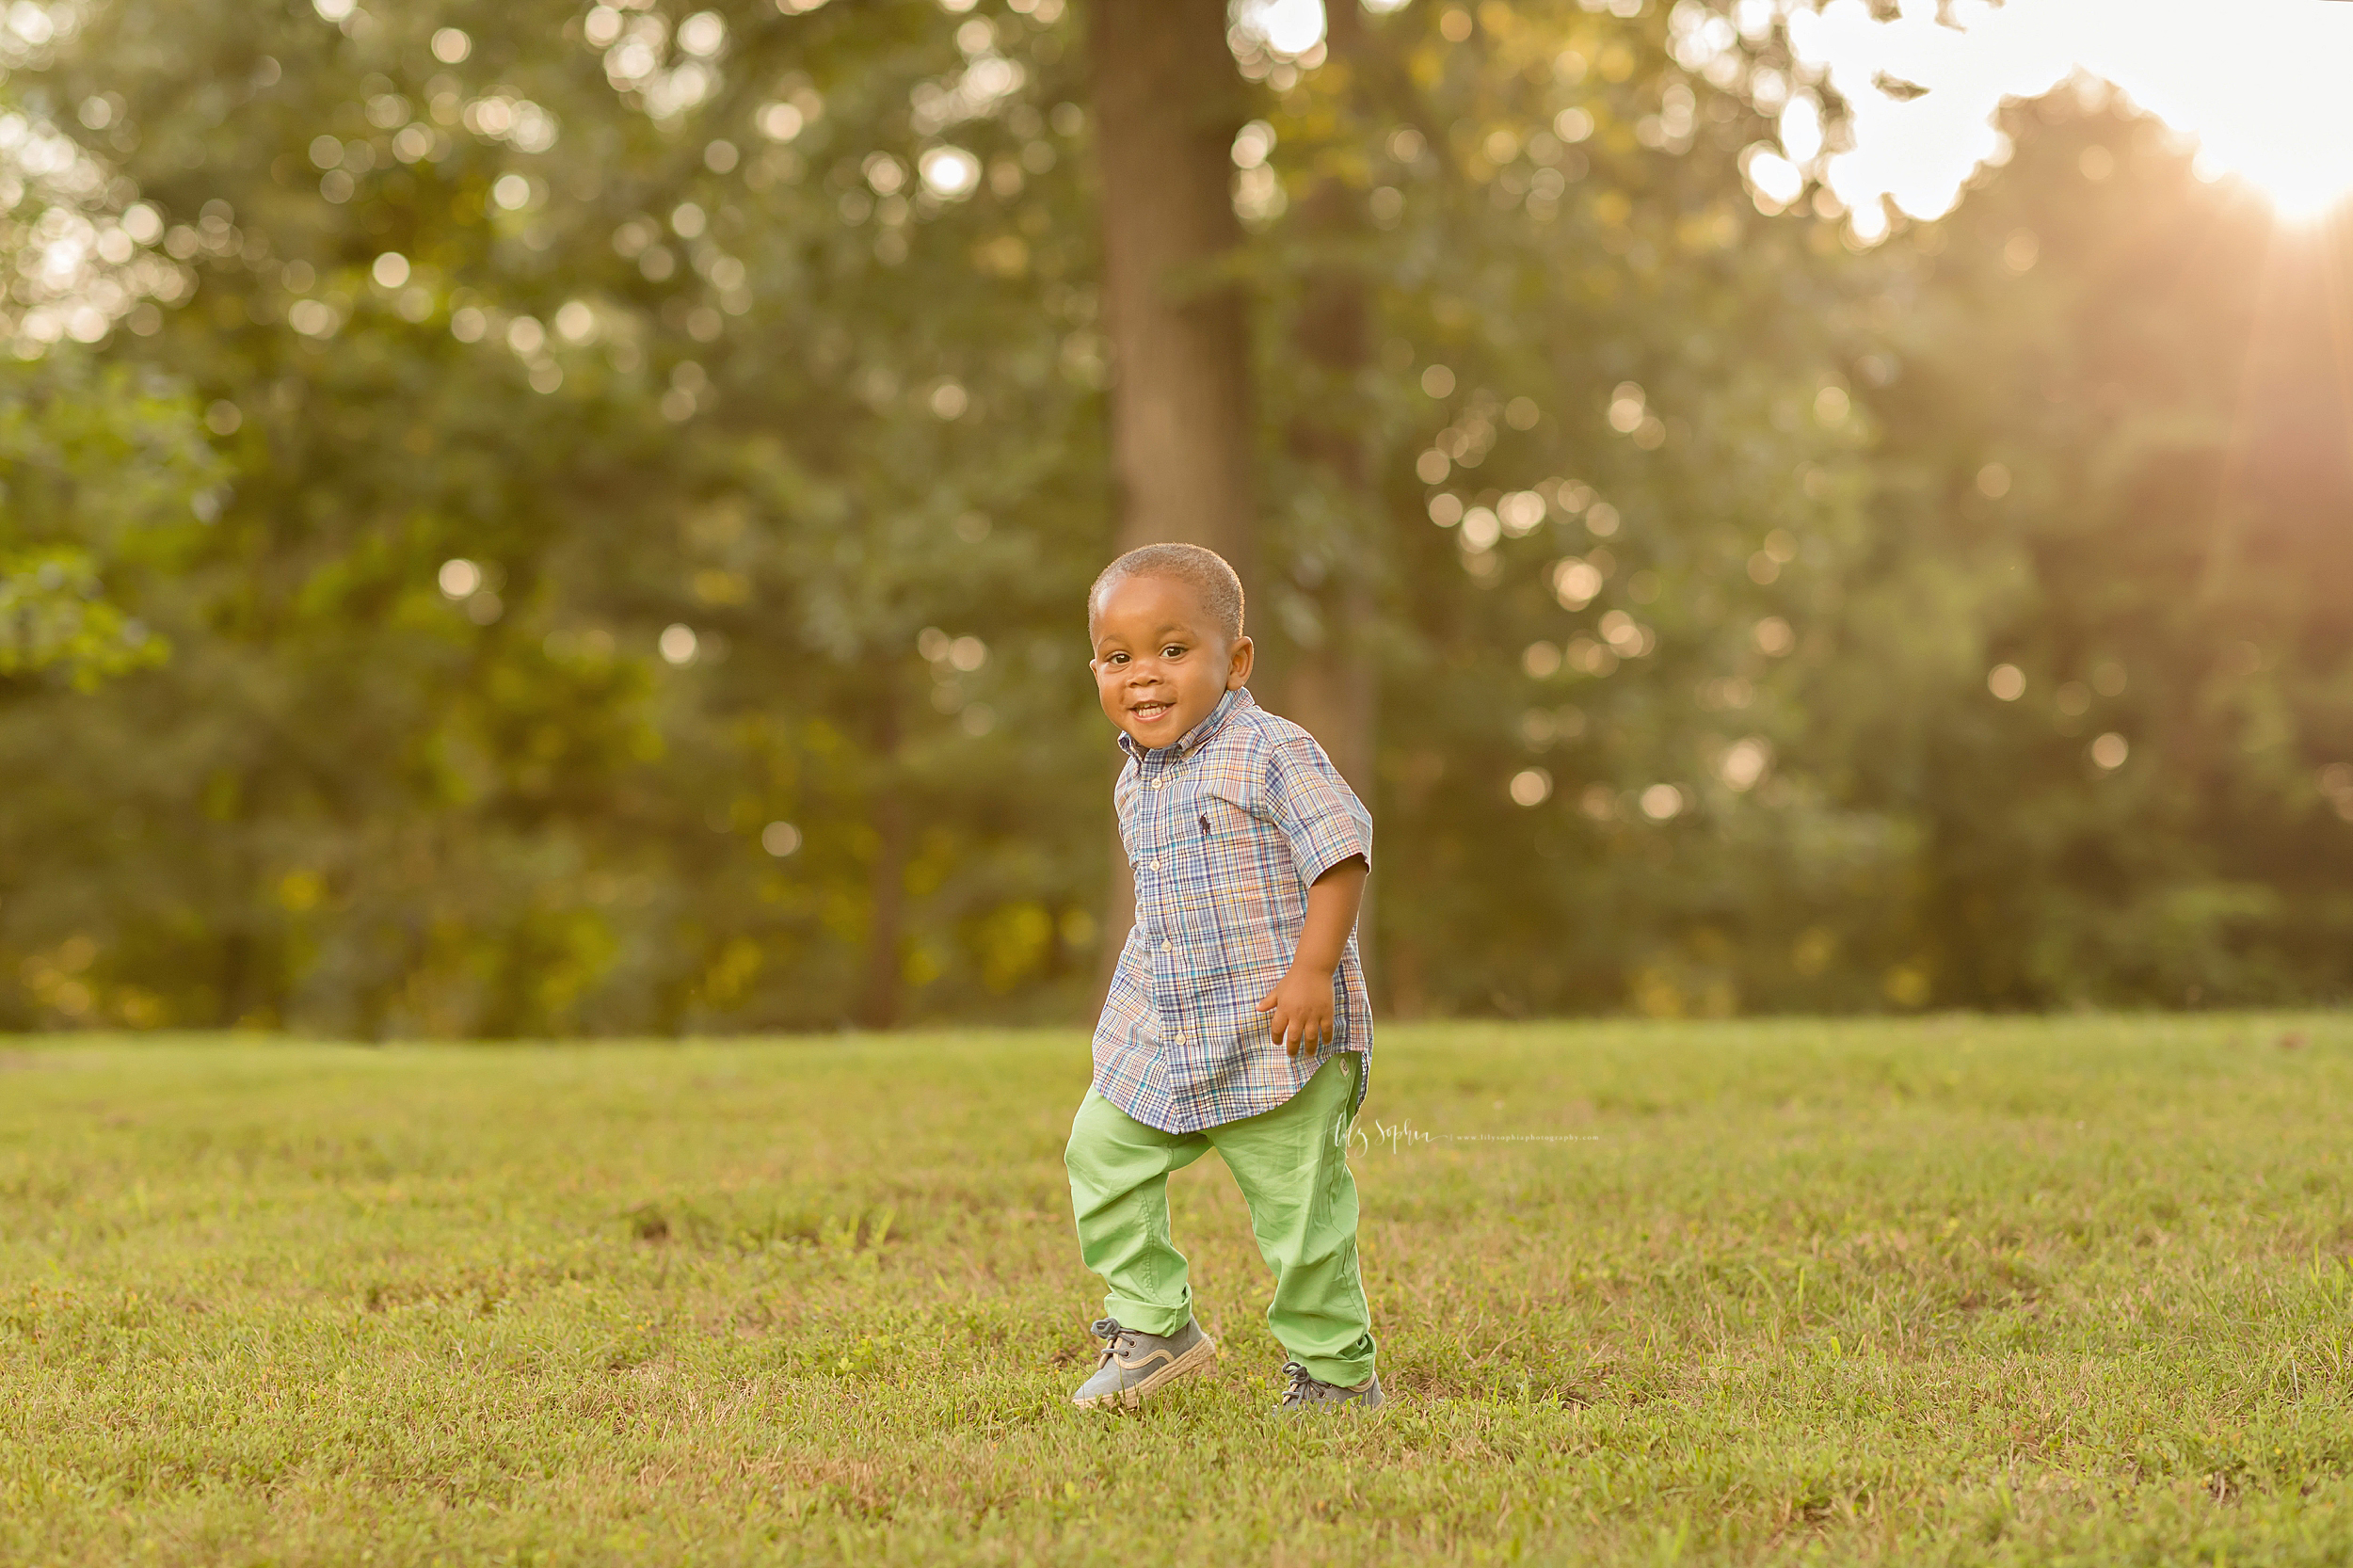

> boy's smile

[{"left": 1089, "top": 573, "right": 1253, "bottom": 751}]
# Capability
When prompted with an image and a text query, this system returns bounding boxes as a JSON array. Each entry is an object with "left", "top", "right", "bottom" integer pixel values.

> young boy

[{"left": 1064, "top": 542, "right": 1382, "bottom": 1414}]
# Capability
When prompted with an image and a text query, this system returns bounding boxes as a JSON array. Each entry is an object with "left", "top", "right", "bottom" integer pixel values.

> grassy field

[{"left": 6, "top": 1018, "right": 2353, "bottom": 1565}]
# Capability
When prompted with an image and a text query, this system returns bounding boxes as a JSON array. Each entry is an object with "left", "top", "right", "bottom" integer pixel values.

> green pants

[{"left": 1064, "top": 1052, "right": 1376, "bottom": 1387}]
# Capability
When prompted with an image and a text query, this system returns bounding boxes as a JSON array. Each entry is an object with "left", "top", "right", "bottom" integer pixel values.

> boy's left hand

[{"left": 1256, "top": 967, "right": 1337, "bottom": 1057}]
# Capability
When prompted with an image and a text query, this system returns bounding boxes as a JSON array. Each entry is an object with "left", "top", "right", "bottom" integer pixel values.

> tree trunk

[
  {"left": 1278, "top": 200, "right": 1377, "bottom": 789},
  {"left": 855, "top": 690, "right": 908, "bottom": 1029},
  {"left": 1088, "top": 0, "right": 1258, "bottom": 994},
  {"left": 1091, "top": 0, "right": 1257, "bottom": 571}
]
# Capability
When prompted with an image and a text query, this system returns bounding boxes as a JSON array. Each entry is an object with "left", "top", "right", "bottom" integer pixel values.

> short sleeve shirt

[{"left": 1092, "top": 687, "right": 1373, "bottom": 1135}]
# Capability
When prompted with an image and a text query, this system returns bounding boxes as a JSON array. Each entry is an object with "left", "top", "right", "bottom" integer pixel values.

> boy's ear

[{"left": 1226, "top": 635, "right": 1254, "bottom": 689}]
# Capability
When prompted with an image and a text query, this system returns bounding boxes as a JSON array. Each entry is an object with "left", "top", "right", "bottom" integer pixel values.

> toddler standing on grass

[{"left": 1063, "top": 543, "right": 1383, "bottom": 1415}]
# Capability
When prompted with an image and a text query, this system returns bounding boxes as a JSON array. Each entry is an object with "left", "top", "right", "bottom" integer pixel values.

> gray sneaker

[
  {"left": 1069, "top": 1316, "right": 1217, "bottom": 1410},
  {"left": 1276, "top": 1359, "right": 1385, "bottom": 1414}
]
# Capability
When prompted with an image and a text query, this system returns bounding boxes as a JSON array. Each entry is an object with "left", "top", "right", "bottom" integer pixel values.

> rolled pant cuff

[
  {"left": 1102, "top": 1294, "right": 1192, "bottom": 1337},
  {"left": 1292, "top": 1352, "right": 1375, "bottom": 1387}
]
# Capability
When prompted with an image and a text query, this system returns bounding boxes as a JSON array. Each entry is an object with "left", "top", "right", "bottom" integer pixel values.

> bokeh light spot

[{"left": 438, "top": 559, "right": 482, "bottom": 600}]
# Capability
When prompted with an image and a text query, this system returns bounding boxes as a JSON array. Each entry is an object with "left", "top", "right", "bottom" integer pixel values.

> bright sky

[
  {"left": 1244, "top": 0, "right": 2353, "bottom": 229},
  {"left": 1792, "top": 0, "right": 2353, "bottom": 228}
]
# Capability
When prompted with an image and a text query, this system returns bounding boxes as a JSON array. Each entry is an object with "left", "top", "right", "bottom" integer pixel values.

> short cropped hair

[{"left": 1087, "top": 543, "right": 1246, "bottom": 645}]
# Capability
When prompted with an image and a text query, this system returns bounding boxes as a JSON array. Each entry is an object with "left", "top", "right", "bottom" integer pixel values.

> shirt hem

[{"left": 1091, "top": 1040, "right": 1370, "bottom": 1136}]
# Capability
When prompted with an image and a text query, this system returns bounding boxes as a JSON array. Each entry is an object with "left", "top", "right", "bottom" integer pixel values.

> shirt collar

[{"left": 1119, "top": 686, "right": 1253, "bottom": 762}]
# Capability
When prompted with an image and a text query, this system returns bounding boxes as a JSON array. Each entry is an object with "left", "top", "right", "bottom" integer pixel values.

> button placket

[
  {"left": 1161, "top": 764, "right": 1187, "bottom": 956},
  {"left": 1148, "top": 758, "right": 1176, "bottom": 1021},
  {"left": 1143, "top": 765, "right": 1161, "bottom": 939}
]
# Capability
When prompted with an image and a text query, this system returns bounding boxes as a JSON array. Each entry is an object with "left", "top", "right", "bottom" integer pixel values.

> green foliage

[
  {"left": 0, "top": 3, "right": 2346, "bottom": 1030},
  {"left": 0, "top": 545, "right": 158, "bottom": 684},
  {"left": 7, "top": 1020, "right": 2353, "bottom": 1562},
  {"left": 4, "top": 0, "right": 1111, "bottom": 1032},
  {"left": 1817, "top": 88, "right": 2353, "bottom": 1009},
  {"left": 0, "top": 357, "right": 216, "bottom": 685},
  {"left": 1245, "top": 2, "right": 1880, "bottom": 1016}
]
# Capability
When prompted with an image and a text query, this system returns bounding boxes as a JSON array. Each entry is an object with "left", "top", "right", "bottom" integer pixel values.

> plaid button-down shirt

[{"left": 1092, "top": 687, "right": 1373, "bottom": 1135}]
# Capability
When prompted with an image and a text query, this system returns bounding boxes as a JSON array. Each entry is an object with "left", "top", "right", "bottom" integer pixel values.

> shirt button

[
  {"left": 1160, "top": 940, "right": 1173, "bottom": 952},
  {"left": 1151, "top": 779, "right": 1166, "bottom": 791}
]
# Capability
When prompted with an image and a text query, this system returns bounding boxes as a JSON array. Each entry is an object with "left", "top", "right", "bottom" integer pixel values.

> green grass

[{"left": 6, "top": 1017, "right": 2353, "bottom": 1565}]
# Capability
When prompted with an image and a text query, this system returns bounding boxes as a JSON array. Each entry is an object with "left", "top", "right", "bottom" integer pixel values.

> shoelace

[
  {"left": 1278, "top": 1359, "right": 1324, "bottom": 1406},
  {"left": 1090, "top": 1316, "right": 1137, "bottom": 1368}
]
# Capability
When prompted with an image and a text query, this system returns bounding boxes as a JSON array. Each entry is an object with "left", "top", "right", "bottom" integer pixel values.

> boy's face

[{"left": 1089, "top": 573, "right": 1253, "bottom": 752}]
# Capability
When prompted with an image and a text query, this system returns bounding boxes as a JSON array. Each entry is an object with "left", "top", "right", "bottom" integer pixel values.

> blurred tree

[
  {"left": 0, "top": 0, "right": 1864, "bottom": 1029},
  {"left": 3, "top": 0, "right": 2343, "bottom": 1032},
  {"left": 1243, "top": 0, "right": 1866, "bottom": 1015},
  {"left": 1816, "top": 85, "right": 2353, "bottom": 1008},
  {"left": 4, "top": 0, "right": 1114, "bottom": 1032},
  {"left": 1090, "top": 0, "right": 1257, "bottom": 578},
  {"left": 1084, "top": 0, "right": 1261, "bottom": 983},
  {"left": 0, "top": 358, "right": 216, "bottom": 688},
  {"left": 1267, "top": 0, "right": 1379, "bottom": 795}
]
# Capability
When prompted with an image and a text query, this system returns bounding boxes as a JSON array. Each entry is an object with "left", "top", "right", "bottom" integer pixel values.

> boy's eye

[{"left": 1161, "top": 645, "right": 1185, "bottom": 659}]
